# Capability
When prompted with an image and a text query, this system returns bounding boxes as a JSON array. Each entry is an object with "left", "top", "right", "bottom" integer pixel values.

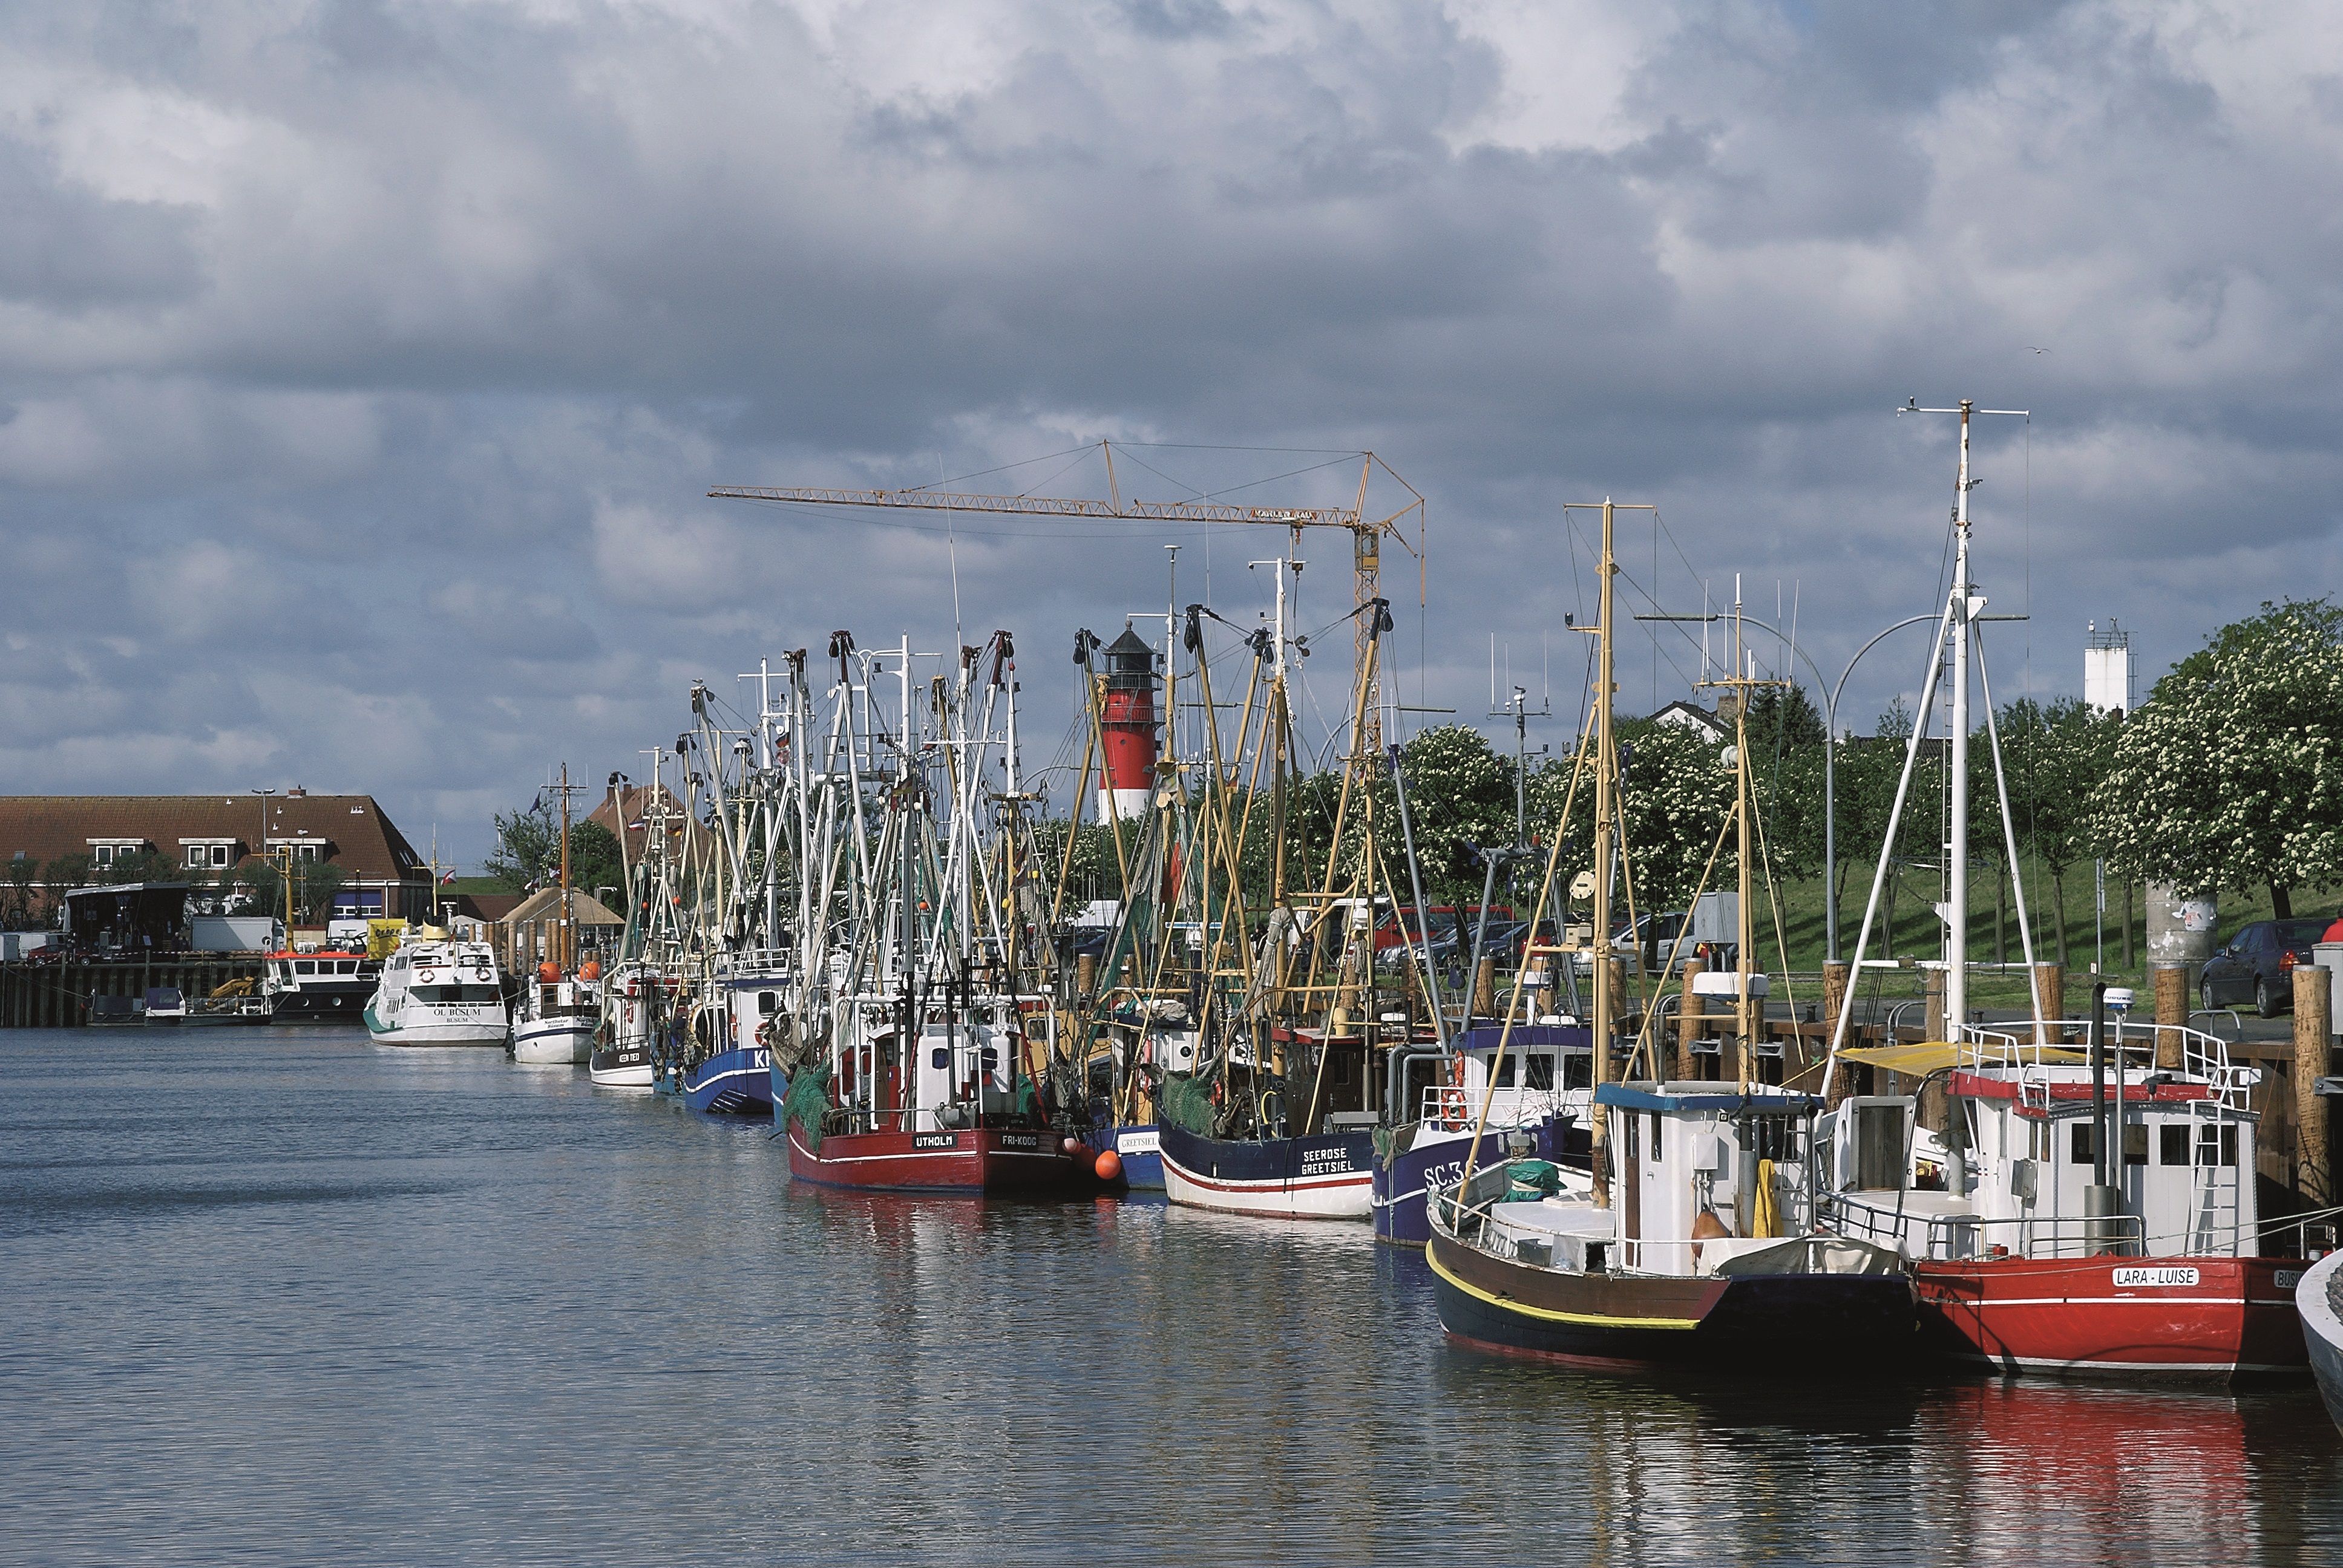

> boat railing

[
  {"left": 1427, "top": 1167, "right": 1514, "bottom": 1246},
  {"left": 1824, "top": 1190, "right": 2147, "bottom": 1260},
  {"left": 1955, "top": 1018, "right": 2248, "bottom": 1115},
  {"left": 1414, "top": 1083, "right": 1564, "bottom": 1132}
]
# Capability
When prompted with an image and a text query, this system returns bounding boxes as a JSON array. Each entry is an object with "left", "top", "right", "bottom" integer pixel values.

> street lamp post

[
  {"left": 248, "top": 788, "right": 277, "bottom": 918},
  {"left": 1734, "top": 616, "right": 1933, "bottom": 961}
]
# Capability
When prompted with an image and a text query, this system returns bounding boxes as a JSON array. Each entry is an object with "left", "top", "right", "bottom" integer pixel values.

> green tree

[
  {"left": 488, "top": 800, "right": 629, "bottom": 901},
  {"left": 485, "top": 803, "right": 561, "bottom": 891},
  {"left": 45, "top": 851, "right": 96, "bottom": 891},
  {"left": 2094, "top": 599, "right": 2343, "bottom": 920},
  {"left": 1989, "top": 696, "right": 2121, "bottom": 964},
  {"left": 1383, "top": 724, "right": 1516, "bottom": 903},
  {"left": 2, "top": 856, "right": 39, "bottom": 929},
  {"left": 293, "top": 859, "right": 347, "bottom": 923},
  {"left": 1743, "top": 684, "right": 1827, "bottom": 882},
  {"left": 568, "top": 820, "right": 626, "bottom": 907},
  {"left": 237, "top": 860, "right": 285, "bottom": 924},
  {"left": 1529, "top": 716, "right": 1737, "bottom": 916}
]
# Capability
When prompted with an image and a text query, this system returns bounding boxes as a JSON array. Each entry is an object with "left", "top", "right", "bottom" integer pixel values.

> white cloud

[{"left": 1, "top": 1, "right": 2340, "bottom": 863}]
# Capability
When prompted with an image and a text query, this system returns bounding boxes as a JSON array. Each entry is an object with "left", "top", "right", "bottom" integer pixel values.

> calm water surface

[{"left": 3, "top": 1027, "right": 2339, "bottom": 1567}]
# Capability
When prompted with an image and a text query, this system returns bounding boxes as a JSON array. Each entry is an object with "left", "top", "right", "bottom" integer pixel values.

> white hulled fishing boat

[{"left": 365, "top": 931, "right": 508, "bottom": 1046}]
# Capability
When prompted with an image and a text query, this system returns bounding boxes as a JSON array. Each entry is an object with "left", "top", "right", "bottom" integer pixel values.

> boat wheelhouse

[
  {"left": 364, "top": 935, "right": 508, "bottom": 1047},
  {"left": 593, "top": 959, "right": 666, "bottom": 1087},
  {"left": 1426, "top": 1080, "right": 1915, "bottom": 1368},
  {"left": 663, "top": 957, "right": 788, "bottom": 1114},
  {"left": 1372, "top": 1022, "right": 1588, "bottom": 1246},
  {"left": 263, "top": 948, "right": 376, "bottom": 1022},
  {"left": 512, "top": 964, "right": 600, "bottom": 1065}
]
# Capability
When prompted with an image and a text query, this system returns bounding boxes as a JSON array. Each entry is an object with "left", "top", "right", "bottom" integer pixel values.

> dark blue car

[{"left": 2200, "top": 918, "right": 2329, "bottom": 1017}]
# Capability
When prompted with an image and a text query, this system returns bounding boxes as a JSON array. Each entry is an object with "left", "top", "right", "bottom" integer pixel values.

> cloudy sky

[{"left": 4, "top": 1, "right": 2338, "bottom": 865}]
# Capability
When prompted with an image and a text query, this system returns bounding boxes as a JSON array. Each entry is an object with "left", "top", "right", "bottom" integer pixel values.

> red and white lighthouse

[{"left": 1098, "top": 624, "right": 1159, "bottom": 822}]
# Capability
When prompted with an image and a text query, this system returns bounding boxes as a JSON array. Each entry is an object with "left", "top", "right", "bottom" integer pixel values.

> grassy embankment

[{"left": 1733, "top": 859, "right": 2343, "bottom": 1013}]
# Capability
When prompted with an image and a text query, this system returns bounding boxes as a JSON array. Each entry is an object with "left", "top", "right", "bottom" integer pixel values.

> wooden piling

[
  {"left": 2033, "top": 962, "right": 2066, "bottom": 1040},
  {"left": 1678, "top": 957, "right": 1706, "bottom": 1082},
  {"left": 2153, "top": 962, "right": 2186, "bottom": 1070},
  {"left": 2295, "top": 965, "right": 2332, "bottom": 1207},
  {"left": 1821, "top": 961, "right": 1853, "bottom": 1108}
]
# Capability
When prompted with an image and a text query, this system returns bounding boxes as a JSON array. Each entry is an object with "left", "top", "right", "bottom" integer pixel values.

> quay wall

[{"left": 0, "top": 957, "right": 266, "bottom": 1028}]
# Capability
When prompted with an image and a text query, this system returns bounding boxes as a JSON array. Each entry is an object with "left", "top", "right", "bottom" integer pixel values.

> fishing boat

[
  {"left": 509, "top": 767, "right": 600, "bottom": 1067},
  {"left": 1823, "top": 1016, "right": 2307, "bottom": 1379},
  {"left": 781, "top": 629, "right": 1099, "bottom": 1195},
  {"left": 364, "top": 932, "right": 508, "bottom": 1046},
  {"left": 783, "top": 999, "right": 1093, "bottom": 1192},
  {"left": 511, "top": 960, "right": 600, "bottom": 1064},
  {"left": 1371, "top": 1022, "right": 1585, "bottom": 1246},
  {"left": 1147, "top": 571, "right": 1443, "bottom": 1223},
  {"left": 591, "top": 958, "right": 663, "bottom": 1087},
  {"left": 261, "top": 947, "right": 376, "bottom": 1022},
  {"left": 667, "top": 962, "right": 785, "bottom": 1114},
  {"left": 1816, "top": 402, "right": 2309, "bottom": 1381},
  {"left": 1426, "top": 1081, "right": 1915, "bottom": 1367},
  {"left": 2300, "top": 1251, "right": 2343, "bottom": 1432},
  {"left": 1423, "top": 498, "right": 1916, "bottom": 1366}
]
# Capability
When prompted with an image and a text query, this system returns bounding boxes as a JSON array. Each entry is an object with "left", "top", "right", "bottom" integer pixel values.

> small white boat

[
  {"left": 365, "top": 932, "right": 508, "bottom": 1047},
  {"left": 591, "top": 959, "right": 663, "bottom": 1086},
  {"left": 512, "top": 964, "right": 598, "bottom": 1065}
]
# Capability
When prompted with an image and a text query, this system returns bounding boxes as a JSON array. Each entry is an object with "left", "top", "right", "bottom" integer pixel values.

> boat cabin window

[
  {"left": 1562, "top": 1051, "right": 1591, "bottom": 1091},
  {"left": 2160, "top": 1125, "right": 2190, "bottom": 1166},
  {"left": 2200, "top": 1123, "right": 2238, "bottom": 1167},
  {"left": 759, "top": 991, "right": 779, "bottom": 1016},
  {"left": 413, "top": 984, "right": 502, "bottom": 1004},
  {"left": 1492, "top": 1053, "right": 1556, "bottom": 1089},
  {"left": 2123, "top": 1123, "right": 2147, "bottom": 1163},
  {"left": 931, "top": 1047, "right": 950, "bottom": 1070},
  {"left": 296, "top": 960, "right": 316, "bottom": 976},
  {"left": 2069, "top": 1122, "right": 2099, "bottom": 1165},
  {"left": 1747, "top": 1115, "right": 1798, "bottom": 1163},
  {"left": 1647, "top": 1112, "right": 1662, "bottom": 1160}
]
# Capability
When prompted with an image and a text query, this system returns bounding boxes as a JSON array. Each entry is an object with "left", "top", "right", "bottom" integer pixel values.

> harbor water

[{"left": 5, "top": 1027, "right": 2341, "bottom": 1567}]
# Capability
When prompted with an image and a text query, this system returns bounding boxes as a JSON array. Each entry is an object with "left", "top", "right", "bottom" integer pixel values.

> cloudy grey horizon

[{"left": 4, "top": 1, "right": 2336, "bottom": 869}]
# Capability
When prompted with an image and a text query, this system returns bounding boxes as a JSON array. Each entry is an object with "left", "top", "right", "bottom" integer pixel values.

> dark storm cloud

[{"left": 1, "top": 1, "right": 2338, "bottom": 861}]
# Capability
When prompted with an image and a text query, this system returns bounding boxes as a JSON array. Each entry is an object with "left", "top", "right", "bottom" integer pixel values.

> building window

[
  {"left": 94, "top": 846, "right": 114, "bottom": 867},
  {"left": 187, "top": 846, "right": 206, "bottom": 868}
]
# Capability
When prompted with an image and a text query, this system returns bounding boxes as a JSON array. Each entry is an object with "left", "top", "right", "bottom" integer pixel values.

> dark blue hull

[
  {"left": 1092, "top": 1123, "right": 1164, "bottom": 1190},
  {"left": 676, "top": 1047, "right": 773, "bottom": 1116},
  {"left": 1372, "top": 1112, "right": 1570, "bottom": 1247}
]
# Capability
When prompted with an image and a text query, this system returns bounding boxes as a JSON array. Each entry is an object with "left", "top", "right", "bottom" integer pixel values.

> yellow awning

[{"left": 1838, "top": 1040, "right": 2087, "bottom": 1076}]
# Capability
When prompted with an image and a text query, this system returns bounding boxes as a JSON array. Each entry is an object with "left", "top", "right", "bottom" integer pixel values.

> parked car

[
  {"left": 1571, "top": 911, "right": 1700, "bottom": 975},
  {"left": 2200, "top": 918, "right": 2330, "bottom": 1017}
]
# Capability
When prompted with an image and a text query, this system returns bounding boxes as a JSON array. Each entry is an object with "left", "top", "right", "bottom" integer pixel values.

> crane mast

[{"left": 710, "top": 442, "right": 1424, "bottom": 750}]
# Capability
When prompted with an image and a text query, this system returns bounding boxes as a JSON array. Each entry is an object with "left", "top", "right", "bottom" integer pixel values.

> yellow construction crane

[{"left": 709, "top": 442, "right": 1424, "bottom": 750}]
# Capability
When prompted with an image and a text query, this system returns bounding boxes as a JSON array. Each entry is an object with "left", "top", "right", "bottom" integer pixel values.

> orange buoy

[
  {"left": 537, "top": 961, "right": 560, "bottom": 982},
  {"left": 1094, "top": 1149, "right": 1123, "bottom": 1183},
  {"left": 578, "top": 959, "right": 601, "bottom": 981},
  {"left": 1061, "top": 1136, "right": 1082, "bottom": 1156}
]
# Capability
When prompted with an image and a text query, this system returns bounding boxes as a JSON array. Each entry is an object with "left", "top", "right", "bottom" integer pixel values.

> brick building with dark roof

[{"left": 0, "top": 791, "right": 429, "bottom": 922}]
